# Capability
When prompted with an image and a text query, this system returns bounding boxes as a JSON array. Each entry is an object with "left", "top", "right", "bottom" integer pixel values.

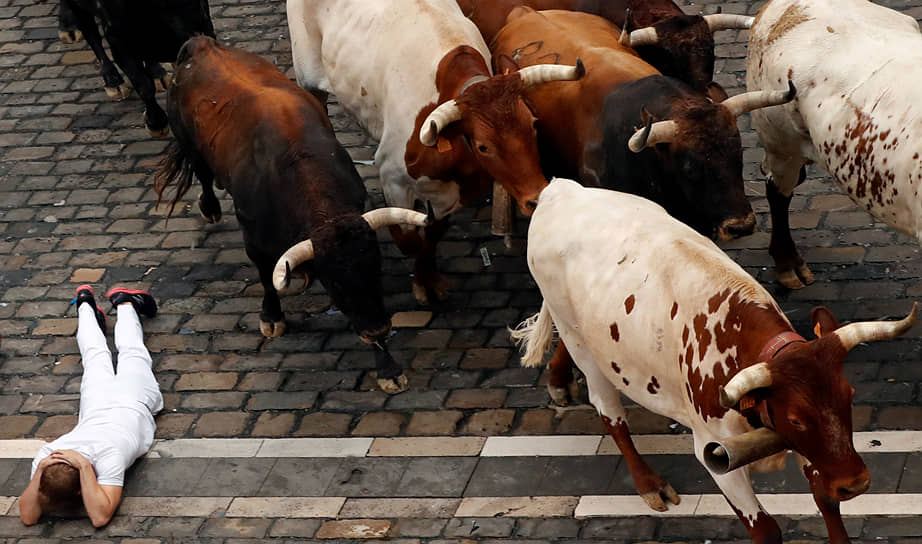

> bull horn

[
  {"left": 628, "top": 119, "right": 677, "bottom": 152},
  {"left": 703, "top": 427, "right": 787, "bottom": 474},
  {"left": 619, "top": 8, "right": 633, "bottom": 46},
  {"left": 419, "top": 100, "right": 462, "bottom": 146},
  {"left": 722, "top": 80, "right": 796, "bottom": 118},
  {"left": 273, "top": 240, "right": 314, "bottom": 291},
  {"left": 627, "top": 27, "right": 658, "bottom": 48},
  {"left": 362, "top": 207, "right": 430, "bottom": 230},
  {"left": 832, "top": 302, "right": 918, "bottom": 352},
  {"left": 518, "top": 58, "right": 585, "bottom": 88},
  {"left": 718, "top": 362, "right": 772, "bottom": 408},
  {"left": 703, "top": 13, "right": 755, "bottom": 32}
]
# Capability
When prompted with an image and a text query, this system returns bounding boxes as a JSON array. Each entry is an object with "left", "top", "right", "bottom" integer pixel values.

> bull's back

[
  {"left": 528, "top": 180, "right": 775, "bottom": 421},
  {"left": 306, "top": 0, "right": 489, "bottom": 140},
  {"left": 749, "top": 0, "right": 922, "bottom": 236}
]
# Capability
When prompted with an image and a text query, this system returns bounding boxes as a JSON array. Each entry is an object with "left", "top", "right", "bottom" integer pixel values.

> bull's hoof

[
  {"left": 147, "top": 124, "right": 170, "bottom": 138},
  {"left": 776, "top": 262, "right": 814, "bottom": 290},
  {"left": 260, "top": 319, "right": 286, "bottom": 338},
  {"left": 105, "top": 83, "right": 131, "bottom": 101},
  {"left": 154, "top": 72, "right": 173, "bottom": 92},
  {"left": 640, "top": 482, "right": 680, "bottom": 512},
  {"left": 377, "top": 373, "right": 409, "bottom": 394},
  {"left": 547, "top": 380, "right": 581, "bottom": 407},
  {"left": 411, "top": 274, "right": 454, "bottom": 305},
  {"left": 198, "top": 194, "right": 222, "bottom": 224},
  {"left": 58, "top": 29, "right": 82, "bottom": 43}
]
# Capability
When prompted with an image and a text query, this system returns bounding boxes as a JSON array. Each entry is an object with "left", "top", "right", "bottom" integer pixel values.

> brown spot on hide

[
  {"left": 622, "top": 377, "right": 630, "bottom": 386},
  {"left": 624, "top": 295, "right": 635, "bottom": 314},
  {"left": 611, "top": 361, "right": 621, "bottom": 373},
  {"left": 610, "top": 322, "right": 620, "bottom": 342},
  {"left": 707, "top": 289, "right": 731, "bottom": 313},
  {"left": 693, "top": 314, "right": 712, "bottom": 361},
  {"left": 826, "top": 26, "right": 835, "bottom": 33},
  {"left": 671, "top": 302, "right": 678, "bottom": 319},
  {"left": 682, "top": 325, "right": 689, "bottom": 346},
  {"left": 361, "top": 87, "right": 367, "bottom": 96},
  {"left": 787, "top": 68, "right": 793, "bottom": 80},
  {"left": 647, "top": 376, "right": 661, "bottom": 394}
]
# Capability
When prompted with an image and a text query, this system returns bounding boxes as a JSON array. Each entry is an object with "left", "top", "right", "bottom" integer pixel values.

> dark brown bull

[
  {"left": 456, "top": 0, "right": 752, "bottom": 92},
  {"left": 154, "top": 36, "right": 429, "bottom": 393}
]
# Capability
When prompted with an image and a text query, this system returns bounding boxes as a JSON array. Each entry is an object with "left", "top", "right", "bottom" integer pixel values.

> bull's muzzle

[{"left": 703, "top": 427, "right": 787, "bottom": 474}]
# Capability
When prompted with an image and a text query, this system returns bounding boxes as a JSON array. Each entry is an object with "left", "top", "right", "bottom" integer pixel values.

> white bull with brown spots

[
  {"left": 513, "top": 178, "right": 917, "bottom": 544},
  {"left": 747, "top": 0, "right": 922, "bottom": 289}
]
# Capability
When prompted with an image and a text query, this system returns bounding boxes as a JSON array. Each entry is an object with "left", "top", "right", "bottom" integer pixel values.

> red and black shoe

[
  {"left": 73, "top": 285, "right": 106, "bottom": 334},
  {"left": 106, "top": 287, "right": 157, "bottom": 318}
]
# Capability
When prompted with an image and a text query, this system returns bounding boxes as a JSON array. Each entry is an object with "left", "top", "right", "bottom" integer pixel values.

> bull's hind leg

[
  {"left": 546, "top": 340, "right": 581, "bottom": 406},
  {"left": 570, "top": 344, "right": 678, "bottom": 511},
  {"left": 65, "top": 0, "right": 129, "bottom": 99},
  {"left": 764, "top": 154, "right": 813, "bottom": 289},
  {"left": 194, "top": 162, "right": 221, "bottom": 223},
  {"left": 144, "top": 61, "right": 172, "bottom": 92},
  {"left": 106, "top": 36, "right": 168, "bottom": 136},
  {"left": 389, "top": 218, "right": 453, "bottom": 305}
]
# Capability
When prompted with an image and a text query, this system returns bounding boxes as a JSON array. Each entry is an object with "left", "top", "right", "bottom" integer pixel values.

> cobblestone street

[{"left": 1, "top": 0, "right": 922, "bottom": 541}]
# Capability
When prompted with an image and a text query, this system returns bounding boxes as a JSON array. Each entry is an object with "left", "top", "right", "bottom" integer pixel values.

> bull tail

[
  {"left": 153, "top": 140, "right": 195, "bottom": 219},
  {"left": 510, "top": 302, "right": 555, "bottom": 367}
]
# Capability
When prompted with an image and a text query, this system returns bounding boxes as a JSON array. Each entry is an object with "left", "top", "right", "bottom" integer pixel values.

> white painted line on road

[
  {"left": 456, "top": 496, "right": 580, "bottom": 518},
  {"left": 368, "top": 437, "right": 485, "bottom": 457},
  {"left": 226, "top": 497, "right": 346, "bottom": 518},
  {"left": 3, "top": 493, "right": 922, "bottom": 519},
  {"left": 2, "top": 430, "right": 922, "bottom": 460},
  {"left": 255, "top": 437, "right": 372, "bottom": 458},
  {"left": 119, "top": 497, "right": 233, "bottom": 517},
  {"left": 481, "top": 435, "right": 601, "bottom": 457}
]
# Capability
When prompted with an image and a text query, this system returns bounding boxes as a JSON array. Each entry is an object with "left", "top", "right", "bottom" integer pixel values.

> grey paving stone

[
  {"left": 324, "top": 457, "right": 410, "bottom": 497},
  {"left": 258, "top": 458, "right": 343, "bottom": 497},
  {"left": 535, "top": 455, "right": 621, "bottom": 496},
  {"left": 189, "top": 458, "right": 277, "bottom": 496},
  {"left": 464, "top": 457, "right": 550, "bottom": 497},
  {"left": 395, "top": 457, "right": 478, "bottom": 497},
  {"left": 607, "top": 454, "right": 718, "bottom": 495},
  {"left": 122, "top": 458, "right": 211, "bottom": 497}
]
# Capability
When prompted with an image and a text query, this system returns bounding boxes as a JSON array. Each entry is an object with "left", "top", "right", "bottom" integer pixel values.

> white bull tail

[{"left": 510, "top": 302, "right": 555, "bottom": 367}]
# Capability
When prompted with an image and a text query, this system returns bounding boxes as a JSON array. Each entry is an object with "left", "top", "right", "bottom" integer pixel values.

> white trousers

[{"left": 76, "top": 303, "right": 164, "bottom": 419}]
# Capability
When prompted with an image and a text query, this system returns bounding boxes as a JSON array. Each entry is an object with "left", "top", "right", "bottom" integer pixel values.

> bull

[
  {"left": 154, "top": 36, "right": 429, "bottom": 393},
  {"left": 747, "top": 0, "right": 922, "bottom": 288},
  {"left": 59, "top": 0, "right": 215, "bottom": 136},
  {"left": 513, "top": 178, "right": 917, "bottom": 544},
  {"left": 286, "top": 0, "right": 584, "bottom": 304},
  {"left": 493, "top": 8, "right": 794, "bottom": 405},
  {"left": 456, "top": 0, "right": 753, "bottom": 92}
]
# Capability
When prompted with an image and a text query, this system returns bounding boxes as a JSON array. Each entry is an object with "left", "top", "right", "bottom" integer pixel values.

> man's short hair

[{"left": 38, "top": 463, "right": 81, "bottom": 510}]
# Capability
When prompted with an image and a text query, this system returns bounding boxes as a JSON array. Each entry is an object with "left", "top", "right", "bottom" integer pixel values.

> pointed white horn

[
  {"left": 362, "top": 207, "right": 430, "bottom": 231},
  {"left": 627, "top": 27, "right": 659, "bottom": 48},
  {"left": 419, "top": 100, "right": 462, "bottom": 146},
  {"left": 722, "top": 80, "right": 796, "bottom": 118},
  {"left": 704, "top": 13, "right": 755, "bottom": 32},
  {"left": 273, "top": 240, "right": 314, "bottom": 291},
  {"left": 719, "top": 362, "right": 772, "bottom": 408},
  {"left": 833, "top": 302, "right": 918, "bottom": 352},
  {"left": 518, "top": 58, "right": 585, "bottom": 88},
  {"left": 628, "top": 119, "right": 678, "bottom": 152}
]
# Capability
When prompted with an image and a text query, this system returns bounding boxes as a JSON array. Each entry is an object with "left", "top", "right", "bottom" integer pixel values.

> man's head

[{"left": 38, "top": 462, "right": 81, "bottom": 511}]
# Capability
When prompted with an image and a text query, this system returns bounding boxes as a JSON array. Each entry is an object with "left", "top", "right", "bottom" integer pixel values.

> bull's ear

[
  {"left": 705, "top": 82, "right": 729, "bottom": 103},
  {"left": 494, "top": 54, "right": 519, "bottom": 76},
  {"left": 810, "top": 306, "right": 841, "bottom": 338}
]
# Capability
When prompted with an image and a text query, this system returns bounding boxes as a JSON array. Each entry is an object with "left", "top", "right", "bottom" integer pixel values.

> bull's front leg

[
  {"left": 388, "top": 217, "right": 451, "bottom": 305},
  {"left": 696, "top": 439, "right": 783, "bottom": 544},
  {"left": 250, "top": 250, "right": 285, "bottom": 338},
  {"left": 765, "top": 159, "right": 812, "bottom": 289},
  {"left": 57, "top": 0, "right": 82, "bottom": 43},
  {"left": 798, "top": 454, "right": 852, "bottom": 544}
]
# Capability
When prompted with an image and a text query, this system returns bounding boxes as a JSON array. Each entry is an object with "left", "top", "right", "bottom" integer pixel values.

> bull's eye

[
  {"left": 477, "top": 144, "right": 488, "bottom": 153},
  {"left": 788, "top": 417, "right": 806, "bottom": 431}
]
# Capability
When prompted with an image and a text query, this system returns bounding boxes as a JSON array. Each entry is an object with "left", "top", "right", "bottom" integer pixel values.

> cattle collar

[
  {"left": 457, "top": 75, "right": 488, "bottom": 97},
  {"left": 757, "top": 331, "right": 806, "bottom": 362}
]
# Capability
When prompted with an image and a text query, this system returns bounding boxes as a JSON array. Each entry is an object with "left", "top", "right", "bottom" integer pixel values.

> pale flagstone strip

[
  {"left": 118, "top": 497, "right": 232, "bottom": 517},
  {"left": 0, "top": 497, "right": 15, "bottom": 516},
  {"left": 149, "top": 439, "right": 264, "bottom": 458},
  {"left": 340, "top": 498, "right": 461, "bottom": 518},
  {"left": 455, "top": 496, "right": 579, "bottom": 518},
  {"left": 854, "top": 431, "right": 922, "bottom": 453},
  {"left": 480, "top": 436, "right": 601, "bottom": 457},
  {"left": 391, "top": 311, "right": 432, "bottom": 328},
  {"left": 0, "top": 440, "right": 44, "bottom": 459},
  {"left": 840, "top": 493, "right": 922, "bottom": 516},
  {"left": 597, "top": 434, "right": 695, "bottom": 455},
  {"left": 575, "top": 494, "right": 702, "bottom": 518},
  {"left": 255, "top": 437, "right": 373, "bottom": 458},
  {"left": 368, "top": 437, "right": 485, "bottom": 457},
  {"left": 755, "top": 494, "right": 820, "bottom": 517},
  {"left": 315, "top": 519, "right": 391, "bottom": 539},
  {"left": 226, "top": 497, "right": 346, "bottom": 518}
]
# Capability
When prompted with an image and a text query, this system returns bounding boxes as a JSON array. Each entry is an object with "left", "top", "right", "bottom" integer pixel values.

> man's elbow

[
  {"left": 19, "top": 513, "right": 38, "bottom": 526},
  {"left": 89, "top": 512, "right": 114, "bottom": 528}
]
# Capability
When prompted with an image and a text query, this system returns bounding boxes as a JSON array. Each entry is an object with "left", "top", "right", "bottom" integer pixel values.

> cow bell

[{"left": 703, "top": 427, "right": 787, "bottom": 474}]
